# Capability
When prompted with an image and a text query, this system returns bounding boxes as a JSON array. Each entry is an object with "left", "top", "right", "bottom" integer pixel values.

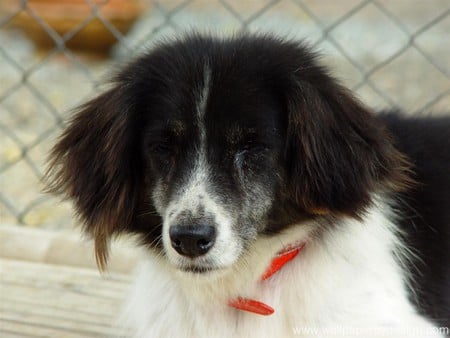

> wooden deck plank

[{"left": 0, "top": 258, "right": 132, "bottom": 337}]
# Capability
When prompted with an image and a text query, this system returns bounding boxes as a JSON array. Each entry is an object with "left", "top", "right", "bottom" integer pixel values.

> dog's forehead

[
  {"left": 158, "top": 95, "right": 281, "bottom": 139},
  {"left": 161, "top": 116, "right": 277, "bottom": 143},
  {"left": 204, "top": 107, "right": 283, "bottom": 146},
  {"left": 145, "top": 57, "right": 284, "bottom": 143}
]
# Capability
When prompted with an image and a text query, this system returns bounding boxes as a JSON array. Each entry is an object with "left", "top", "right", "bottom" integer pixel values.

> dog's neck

[{"left": 228, "top": 242, "right": 306, "bottom": 315}]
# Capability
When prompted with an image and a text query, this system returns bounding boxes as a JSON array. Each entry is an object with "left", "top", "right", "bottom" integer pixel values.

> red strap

[
  {"left": 228, "top": 242, "right": 305, "bottom": 316},
  {"left": 227, "top": 298, "right": 274, "bottom": 316},
  {"left": 261, "top": 243, "right": 305, "bottom": 280}
]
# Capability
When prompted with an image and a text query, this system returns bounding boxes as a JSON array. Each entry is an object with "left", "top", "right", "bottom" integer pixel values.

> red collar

[{"left": 228, "top": 242, "right": 305, "bottom": 316}]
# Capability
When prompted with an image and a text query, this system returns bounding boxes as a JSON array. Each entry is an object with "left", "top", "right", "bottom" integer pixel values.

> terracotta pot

[{"left": 4, "top": 0, "right": 147, "bottom": 55}]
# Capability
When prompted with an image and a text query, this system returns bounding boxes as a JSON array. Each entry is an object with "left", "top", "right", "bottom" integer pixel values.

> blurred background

[{"left": 1, "top": 0, "right": 449, "bottom": 231}]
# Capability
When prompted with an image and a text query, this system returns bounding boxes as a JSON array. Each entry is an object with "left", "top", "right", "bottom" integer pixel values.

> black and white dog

[{"left": 46, "top": 34, "right": 449, "bottom": 337}]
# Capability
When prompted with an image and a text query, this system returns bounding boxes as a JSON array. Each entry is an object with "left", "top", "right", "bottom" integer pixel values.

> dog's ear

[
  {"left": 45, "top": 84, "right": 144, "bottom": 269},
  {"left": 285, "top": 73, "right": 411, "bottom": 217}
]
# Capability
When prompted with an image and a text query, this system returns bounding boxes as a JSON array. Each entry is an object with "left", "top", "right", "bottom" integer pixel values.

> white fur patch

[{"left": 121, "top": 200, "right": 445, "bottom": 338}]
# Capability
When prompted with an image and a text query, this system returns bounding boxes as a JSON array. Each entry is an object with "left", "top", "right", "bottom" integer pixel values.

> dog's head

[{"left": 46, "top": 34, "right": 409, "bottom": 273}]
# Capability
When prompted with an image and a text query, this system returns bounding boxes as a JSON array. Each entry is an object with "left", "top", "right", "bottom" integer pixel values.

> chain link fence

[{"left": 1, "top": 0, "right": 449, "bottom": 229}]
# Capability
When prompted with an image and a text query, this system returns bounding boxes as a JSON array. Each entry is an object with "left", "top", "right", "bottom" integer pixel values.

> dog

[{"left": 46, "top": 33, "right": 449, "bottom": 337}]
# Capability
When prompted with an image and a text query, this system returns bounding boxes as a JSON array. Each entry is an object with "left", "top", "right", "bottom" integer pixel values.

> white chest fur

[{"left": 120, "top": 204, "right": 443, "bottom": 338}]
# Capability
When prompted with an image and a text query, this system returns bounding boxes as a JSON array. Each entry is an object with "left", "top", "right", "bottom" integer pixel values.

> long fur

[{"left": 45, "top": 33, "right": 449, "bottom": 337}]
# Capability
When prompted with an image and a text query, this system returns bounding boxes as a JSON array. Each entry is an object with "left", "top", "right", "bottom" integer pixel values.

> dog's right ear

[
  {"left": 45, "top": 83, "right": 144, "bottom": 270},
  {"left": 284, "top": 72, "right": 412, "bottom": 218}
]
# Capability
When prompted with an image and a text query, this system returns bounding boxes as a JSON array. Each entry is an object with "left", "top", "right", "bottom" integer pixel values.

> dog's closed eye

[
  {"left": 234, "top": 144, "right": 271, "bottom": 182},
  {"left": 235, "top": 143, "right": 269, "bottom": 163},
  {"left": 149, "top": 143, "right": 175, "bottom": 157}
]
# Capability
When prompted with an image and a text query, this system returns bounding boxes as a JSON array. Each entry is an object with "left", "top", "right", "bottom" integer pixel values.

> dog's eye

[
  {"left": 148, "top": 143, "right": 176, "bottom": 170},
  {"left": 234, "top": 144, "right": 268, "bottom": 172},
  {"left": 239, "top": 143, "right": 268, "bottom": 155},
  {"left": 148, "top": 143, "right": 176, "bottom": 163},
  {"left": 151, "top": 144, "right": 172, "bottom": 155}
]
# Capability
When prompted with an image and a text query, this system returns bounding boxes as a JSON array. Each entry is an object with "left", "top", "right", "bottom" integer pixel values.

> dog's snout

[{"left": 169, "top": 225, "right": 216, "bottom": 258}]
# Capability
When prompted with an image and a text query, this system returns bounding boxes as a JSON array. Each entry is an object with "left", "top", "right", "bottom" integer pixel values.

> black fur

[{"left": 381, "top": 113, "right": 450, "bottom": 327}]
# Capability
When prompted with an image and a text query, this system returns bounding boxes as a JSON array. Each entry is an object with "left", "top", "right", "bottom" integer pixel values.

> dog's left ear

[
  {"left": 285, "top": 72, "right": 410, "bottom": 217},
  {"left": 45, "top": 83, "right": 145, "bottom": 270}
]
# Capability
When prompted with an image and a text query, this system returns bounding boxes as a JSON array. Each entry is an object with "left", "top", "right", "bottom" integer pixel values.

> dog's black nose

[{"left": 169, "top": 225, "right": 216, "bottom": 258}]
